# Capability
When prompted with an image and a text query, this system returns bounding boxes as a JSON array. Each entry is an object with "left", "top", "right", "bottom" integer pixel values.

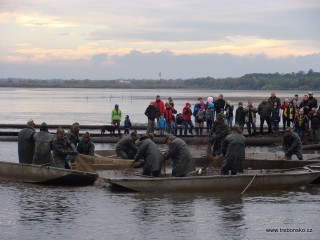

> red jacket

[
  {"left": 164, "top": 107, "right": 175, "bottom": 122},
  {"left": 183, "top": 107, "right": 192, "bottom": 121},
  {"left": 154, "top": 100, "right": 165, "bottom": 118}
]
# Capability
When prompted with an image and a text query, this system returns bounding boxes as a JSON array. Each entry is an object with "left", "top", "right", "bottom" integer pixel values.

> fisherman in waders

[
  {"left": 115, "top": 131, "right": 138, "bottom": 159},
  {"left": 18, "top": 119, "right": 36, "bottom": 164},
  {"left": 282, "top": 127, "right": 303, "bottom": 160}
]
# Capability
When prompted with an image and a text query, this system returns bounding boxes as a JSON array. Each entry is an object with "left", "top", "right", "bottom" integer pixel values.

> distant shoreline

[{"left": 1, "top": 71, "right": 320, "bottom": 90}]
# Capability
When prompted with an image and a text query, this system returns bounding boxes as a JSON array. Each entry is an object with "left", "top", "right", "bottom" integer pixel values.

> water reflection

[{"left": 17, "top": 185, "right": 75, "bottom": 224}]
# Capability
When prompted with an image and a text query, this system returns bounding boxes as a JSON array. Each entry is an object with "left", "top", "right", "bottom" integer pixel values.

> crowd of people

[
  {"left": 113, "top": 92, "right": 320, "bottom": 144},
  {"left": 18, "top": 121, "right": 95, "bottom": 168}
]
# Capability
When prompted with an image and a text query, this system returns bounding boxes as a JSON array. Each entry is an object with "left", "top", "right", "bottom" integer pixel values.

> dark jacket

[
  {"left": 66, "top": 130, "right": 80, "bottom": 147},
  {"left": 282, "top": 132, "right": 302, "bottom": 155},
  {"left": 32, "top": 130, "right": 53, "bottom": 165},
  {"left": 52, "top": 137, "right": 76, "bottom": 168},
  {"left": 115, "top": 135, "right": 138, "bottom": 158},
  {"left": 135, "top": 139, "right": 163, "bottom": 175},
  {"left": 77, "top": 140, "right": 95, "bottom": 156},
  {"left": 18, "top": 127, "right": 35, "bottom": 164},
  {"left": 163, "top": 137, "right": 195, "bottom": 177},
  {"left": 225, "top": 105, "right": 234, "bottom": 119},
  {"left": 308, "top": 96, "right": 318, "bottom": 109},
  {"left": 124, "top": 119, "right": 132, "bottom": 129},
  {"left": 221, "top": 132, "right": 246, "bottom": 173},
  {"left": 235, "top": 107, "right": 245, "bottom": 125},
  {"left": 299, "top": 100, "right": 311, "bottom": 116},
  {"left": 145, "top": 105, "right": 157, "bottom": 120},
  {"left": 271, "top": 107, "right": 281, "bottom": 122},
  {"left": 214, "top": 99, "right": 226, "bottom": 114},
  {"left": 209, "top": 120, "right": 229, "bottom": 142},
  {"left": 258, "top": 102, "right": 272, "bottom": 119},
  {"left": 268, "top": 96, "right": 281, "bottom": 107},
  {"left": 308, "top": 111, "right": 320, "bottom": 129}
]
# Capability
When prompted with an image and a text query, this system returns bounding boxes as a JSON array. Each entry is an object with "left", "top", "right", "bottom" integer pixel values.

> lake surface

[
  {"left": 1, "top": 87, "right": 318, "bottom": 125},
  {"left": 0, "top": 88, "right": 319, "bottom": 239}
]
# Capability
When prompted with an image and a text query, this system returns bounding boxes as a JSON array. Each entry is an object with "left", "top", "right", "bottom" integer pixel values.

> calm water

[
  {"left": 1, "top": 87, "right": 318, "bottom": 125},
  {"left": 0, "top": 88, "right": 320, "bottom": 239}
]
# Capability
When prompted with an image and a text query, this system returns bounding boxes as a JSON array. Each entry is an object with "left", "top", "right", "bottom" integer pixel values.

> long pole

[{"left": 241, "top": 174, "right": 257, "bottom": 194}]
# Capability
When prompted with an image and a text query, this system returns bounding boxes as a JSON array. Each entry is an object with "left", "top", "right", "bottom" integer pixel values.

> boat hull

[
  {"left": 107, "top": 170, "right": 320, "bottom": 193},
  {"left": 0, "top": 161, "right": 98, "bottom": 186}
]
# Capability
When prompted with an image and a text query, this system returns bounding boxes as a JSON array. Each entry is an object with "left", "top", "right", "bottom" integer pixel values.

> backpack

[{"left": 197, "top": 109, "right": 204, "bottom": 122}]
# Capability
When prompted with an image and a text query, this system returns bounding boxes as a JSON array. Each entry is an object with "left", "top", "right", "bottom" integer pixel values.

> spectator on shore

[
  {"left": 164, "top": 102, "right": 176, "bottom": 135},
  {"left": 271, "top": 101, "right": 281, "bottom": 136},
  {"left": 145, "top": 101, "right": 157, "bottom": 134},
  {"left": 258, "top": 98, "right": 272, "bottom": 135},
  {"left": 18, "top": 119, "right": 36, "bottom": 164},
  {"left": 175, "top": 113, "right": 185, "bottom": 136},
  {"left": 206, "top": 103, "right": 215, "bottom": 132},
  {"left": 193, "top": 103, "right": 204, "bottom": 136},
  {"left": 291, "top": 94, "right": 300, "bottom": 110},
  {"left": 154, "top": 95, "right": 165, "bottom": 123},
  {"left": 299, "top": 95, "right": 311, "bottom": 117},
  {"left": 111, "top": 104, "right": 122, "bottom": 135},
  {"left": 268, "top": 92, "right": 281, "bottom": 108},
  {"left": 124, "top": 115, "right": 132, "bottom": 135},
  {"left": 281, "top": 99, "right": 290, "bottom": 131},
  {"left": 285, "top": 101, "right": 296, "bottom": 128},
  {"left": 294, "top": 108, "right": 308, "bottom": 143},
  {"left": 168, "top": 97, "right": 174, "bottom": 108},
  {"left": 183, "top": 102, "right": 194, "bottom": 135},
  {"left": 225, "top": 100, "right": 234, "bottom": 130},
  {"left": 157, "top": 115, "right": 166, "bottom": 137},
  {"left": 32, "top": 122, "right": 53, "bottom": 165},
  {"left": 308, "top": 92, "right": 318, "bottom": 109},
  {"left": 308, "top": 108, "right": 320, "bottom": 144},
  {"left": 214, "top": 94, "right": 226, "bottom": 119},
  {"left": 244, "top": 100, "right": 258, "bottom": 136},
  {"left": 77, "top": 132, "right": 95, "bottom": 156},
  {"left": 235, "top": 102, "right": 245, "bottom": 132}
]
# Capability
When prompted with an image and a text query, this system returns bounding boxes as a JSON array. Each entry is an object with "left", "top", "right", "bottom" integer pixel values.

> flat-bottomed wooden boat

[{"left": 0, "top": 161, "right": 98, "bottom": 186}]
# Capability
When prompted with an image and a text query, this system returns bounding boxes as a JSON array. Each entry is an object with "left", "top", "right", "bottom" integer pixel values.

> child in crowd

[
  {"left": 175, "top": 113, "right": 185, "bottom": 136},
  {"left": 294, "top": 108, "right": 309, "bottom": 143},
  {"left": 193, "top": 103, "right": 205, "bottom": 136},
  {"left": 271, "top": 101, "right": 281, "bottom": 136},
  {"left": 206, "top": 103, "right": 215, "bottom": 132},
  {"left": 286, "top": 101, "right": 296, "bottom": 128},
  {"left": 235, "top": 102, "right": 245, "bottom": 132},
  {"left": 124, "top": 115, "right": 132, "bottom": 134},
  {"left": 281, "top": 99, "right": 290, "bottom": 131},
  {"left": 157, "top": 115, "right": 166, "bottom": 137}
]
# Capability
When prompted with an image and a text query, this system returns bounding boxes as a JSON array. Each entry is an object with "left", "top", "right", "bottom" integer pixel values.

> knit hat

[{"left": 40, "top": 122, "right": 48, "bottom": 131}]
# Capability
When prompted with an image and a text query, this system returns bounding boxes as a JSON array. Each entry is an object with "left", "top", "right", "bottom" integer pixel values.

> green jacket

[
  {"left": 112, "top": 109, "right": 122, "bottom": 121},
  {"left": 77, "top": 140, "right": 95, "bottom": 156}
]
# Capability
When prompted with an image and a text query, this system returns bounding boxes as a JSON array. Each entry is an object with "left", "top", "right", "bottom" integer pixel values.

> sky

[{"left": 0, "top": 0, "right": 319, "bottom": 79}]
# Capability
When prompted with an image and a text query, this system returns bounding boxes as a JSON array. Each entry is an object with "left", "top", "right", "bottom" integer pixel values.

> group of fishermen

[
  {"left": 18, "top": 120, "right": 95, "bottom": 168},
  {"left": 115, "top": 131, "right": 195, "bottom": 177}
]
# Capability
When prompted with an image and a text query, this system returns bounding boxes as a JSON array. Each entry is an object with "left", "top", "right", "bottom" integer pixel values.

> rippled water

[
  {"left": 1, "top": 88, "right": 318, "bottom": 125},
  {"left": 0, "top": 88, "right": 320, "bottom": 239}
]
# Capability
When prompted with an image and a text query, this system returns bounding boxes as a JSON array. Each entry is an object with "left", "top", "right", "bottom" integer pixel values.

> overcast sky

[{"left": 0, "top": 0, "right": 319, "bottom": 79}]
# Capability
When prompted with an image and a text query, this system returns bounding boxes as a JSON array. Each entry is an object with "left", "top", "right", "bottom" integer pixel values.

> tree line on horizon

[{"left": 1, "top": 69, "right": 319, "bottom": 90}]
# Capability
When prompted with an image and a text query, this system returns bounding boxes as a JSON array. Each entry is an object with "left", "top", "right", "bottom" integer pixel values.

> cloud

[{"left": 1, "top": 50, "right": 319, "bottom": 79}]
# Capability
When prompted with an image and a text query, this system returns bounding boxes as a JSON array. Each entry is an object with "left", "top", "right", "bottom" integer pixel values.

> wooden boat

[
  {"left": 0, "top": 161, "right": 98, "bottom": 186},
  {"left": 106, "top": 167, "right": 320, "bottom": 193}
]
